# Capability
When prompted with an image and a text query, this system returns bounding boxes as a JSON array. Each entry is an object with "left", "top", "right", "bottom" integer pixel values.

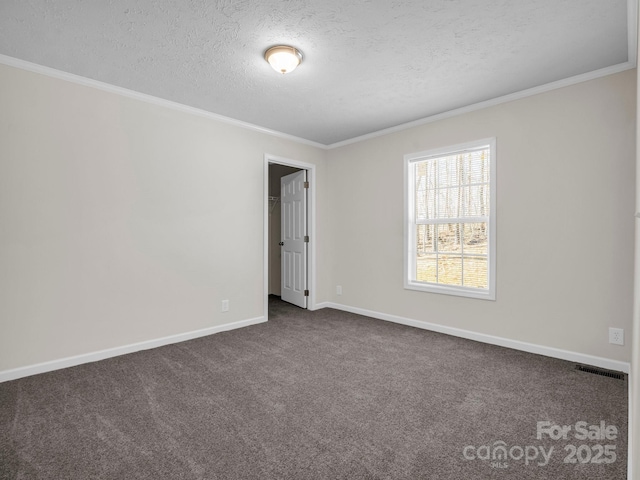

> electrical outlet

[
  {"left": 221, "top": 300, "right": 229, "bottom": 312},
  {"left": 609, "top": 328, "right": 624, "bottom": 346},
  {"left": 336, "top": 285, "right": 342, "bottom": 295}
]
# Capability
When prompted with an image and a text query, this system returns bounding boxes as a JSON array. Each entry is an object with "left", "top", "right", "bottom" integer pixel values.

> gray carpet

[{"left": 0, "top": 297, "right": 628, "bottom": 479}]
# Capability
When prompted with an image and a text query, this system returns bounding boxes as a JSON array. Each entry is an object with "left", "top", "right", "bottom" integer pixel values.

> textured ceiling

[{"left": 0, "top": 0, "right": 632, "bottom": 145}]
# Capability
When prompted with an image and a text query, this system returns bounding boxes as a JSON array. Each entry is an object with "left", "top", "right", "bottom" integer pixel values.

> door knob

[{"left": 279, "top": 242, "right": 284, "bottom": 246}]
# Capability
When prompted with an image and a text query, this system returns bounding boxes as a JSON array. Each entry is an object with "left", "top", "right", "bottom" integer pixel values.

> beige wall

[
  {"left": 0, "top": 63, "right": 327, "bottom": 371},
  {"left": 326, "top": 70, "right": 636, "bottom": 363},
  {"left": 632, "top": 28, "right": 640, "bottom": 480},
  {"left": 0, "top": 61, "right": 636, "bottom": 377}
]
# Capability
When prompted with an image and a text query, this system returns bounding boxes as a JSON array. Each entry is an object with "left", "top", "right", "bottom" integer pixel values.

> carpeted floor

[{"left": 0, "top": 297, "right": 628, "bottom": 479}]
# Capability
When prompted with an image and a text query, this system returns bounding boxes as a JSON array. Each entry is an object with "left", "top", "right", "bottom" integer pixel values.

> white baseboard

[
  {"left": 324, "top": 302, "right": 631, "bottom": 374},
  {"left": 310, "top": 302, "right": 331, "bottom": 311},
  {"left": 0, "top": 316, "right": 266, "bottom": 383},
  {"left": 2, "top": 303, "right": 630, "bottom": 382}
]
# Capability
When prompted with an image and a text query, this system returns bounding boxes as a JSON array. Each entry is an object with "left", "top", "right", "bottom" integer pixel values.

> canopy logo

[
  {"left": 462, "top": 420, "right": 618, "bottom": 469},
  {"left": 463, "top": 442, "right": 553, "bottom": 469}
]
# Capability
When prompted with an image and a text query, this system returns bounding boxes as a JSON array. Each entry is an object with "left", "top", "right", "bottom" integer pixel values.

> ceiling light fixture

[{"left": 264, "top": 45, "right": 303, "bottom": 74}]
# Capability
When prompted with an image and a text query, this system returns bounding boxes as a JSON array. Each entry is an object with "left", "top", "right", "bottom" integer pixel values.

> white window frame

[{"left": 404, "top": 138, "right": 496, "bottom": 300}]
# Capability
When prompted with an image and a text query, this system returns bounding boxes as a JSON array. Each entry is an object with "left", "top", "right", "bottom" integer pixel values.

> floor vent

[{"left": 575, "top": 365, "right": 625, "bottom": 380}]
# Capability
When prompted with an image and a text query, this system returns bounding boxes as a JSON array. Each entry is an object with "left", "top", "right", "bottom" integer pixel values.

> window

[{"left": 404, "top": 138, "right": 496, "bottom": 300}]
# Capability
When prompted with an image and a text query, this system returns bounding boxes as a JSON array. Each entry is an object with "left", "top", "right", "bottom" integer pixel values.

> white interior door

[{"left": 280, "top": 170, "right": 307, "bottom": 308}]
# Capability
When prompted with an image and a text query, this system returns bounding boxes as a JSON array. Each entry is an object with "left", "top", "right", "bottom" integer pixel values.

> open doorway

[
  {"left": 268, "top": 164, "right": 302, "bottom": 299},
  {"left": 263, "top": 155, "right": 316, "bottom": 317}
]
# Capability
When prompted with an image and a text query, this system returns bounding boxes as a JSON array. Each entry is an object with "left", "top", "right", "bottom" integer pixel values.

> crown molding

[
  {"left": 0, "top": 54, "right": 327, "bottom": 150},
  {"left": 629, "top": 0, "right": 638, "bottom": 65},
  {"left": 2, "top": 7, "right": 637, "bottom": 155},
  {"left": 326, "top": 61, "right": 637, "bottom": 150}
]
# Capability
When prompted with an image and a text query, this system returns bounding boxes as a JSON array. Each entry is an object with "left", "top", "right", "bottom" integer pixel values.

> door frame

[{"left": 263, "top": 154, "right": 317, "bottom": 319}]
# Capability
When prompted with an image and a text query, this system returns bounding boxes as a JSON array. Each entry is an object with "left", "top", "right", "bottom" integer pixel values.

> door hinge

[
  {"left": 304, "top": 290, "right": 309, "bottom": 297},
  {"left": 303, "top": 181, "right": 309, "bottom": 189},
  {"left": 304, "top": 235, "right": 309, "bottom": 243}
]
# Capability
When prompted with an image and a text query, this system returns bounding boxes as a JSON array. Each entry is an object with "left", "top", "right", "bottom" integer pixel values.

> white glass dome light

[{"left": 264, "top": 46, "right": 303, "bottom": 74}]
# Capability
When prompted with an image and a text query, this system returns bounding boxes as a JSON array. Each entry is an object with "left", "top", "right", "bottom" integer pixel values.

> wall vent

[{"left": 575, "top": 365, "right": 625, "bottom": 380}]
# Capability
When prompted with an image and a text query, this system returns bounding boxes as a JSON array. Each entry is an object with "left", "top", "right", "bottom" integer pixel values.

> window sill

[{"left": 404, "top": 280, "right": 496, "bottom": 301}]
